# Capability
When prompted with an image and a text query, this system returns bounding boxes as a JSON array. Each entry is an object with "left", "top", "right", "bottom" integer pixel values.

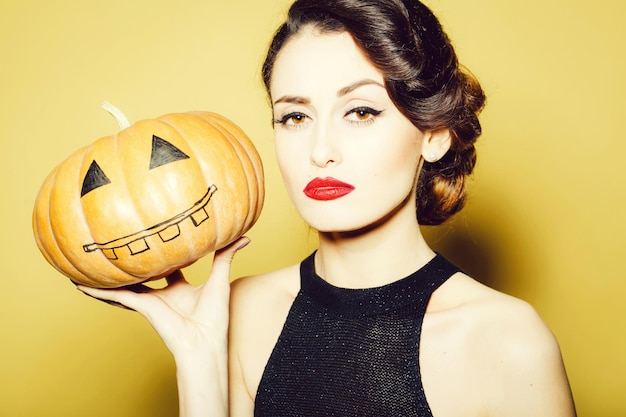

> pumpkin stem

[{"left": 102, "top": 101, "right": 131, "bottom": 130}]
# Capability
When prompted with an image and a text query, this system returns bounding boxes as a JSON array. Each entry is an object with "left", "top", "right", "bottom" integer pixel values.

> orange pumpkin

[{"left": 33, "top": 103, "right": 264, "bottom": 288}]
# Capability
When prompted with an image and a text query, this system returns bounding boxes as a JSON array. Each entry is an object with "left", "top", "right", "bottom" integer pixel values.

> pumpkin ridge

[
  {"left": 152, "top": 116, "right": 216, "bottom": 261},
  {"left": 44, "top": 143, "right": 122, "bottom": 286},
  {"left": 34, "top": 168, "right": 94, "bottom": 285},
  {"left": 197, "top": 114, "right": 257, "bottom": 235},
  {"left": 160, "top": 115, "right": 227, "bottom": 252},
  {"left": 77, "top": 137, "right": 140, "bottom": 286},
  {"left": 124, "top": 121, "right": 177, "bottom": 268},
  {"left": 81, "top": 134, "right": 156, "bottom": 285},
  {"left": 200, "top": 112, "right": 264, "bottom": 225},
  {"left": 201, "top": 114, "right": 258, "bottom": 242}
]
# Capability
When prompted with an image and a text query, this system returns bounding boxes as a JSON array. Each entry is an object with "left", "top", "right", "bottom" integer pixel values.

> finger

[
  {"left": 77, "top": 284, "right": 179, "bottom": 331},
  {"left": 202, "top": 236, "right": 250, "bottom": 298},
  {"left": 211, "top": 236, "right": 250, "bottom": 280},
  {"left": 80, "top": 291, "right": 135, "bottom": 311},
  {"left": 76, "top": 284, "right": 148, "bottom": 312}
]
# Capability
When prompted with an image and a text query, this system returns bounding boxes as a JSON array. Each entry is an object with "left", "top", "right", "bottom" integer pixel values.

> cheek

[
  {"left": 274, "top": 138, "right": 302, "bottom": 190},
  {"left": 362, "top": 134, "right": 422, "bottom": 182}
]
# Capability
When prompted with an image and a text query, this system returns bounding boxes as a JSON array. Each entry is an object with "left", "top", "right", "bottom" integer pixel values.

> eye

[
  {"left": 273, "top": 112, "right": 311, "bottom": 128},
  {"left": 344, "top": 106, "right": 383, "bottom": 125},
  {"left": 150, "top": 135, "right": 189, "bottom": 169},
  {"left": 81, "top": 160, "right": 111, "bottom": 197}
]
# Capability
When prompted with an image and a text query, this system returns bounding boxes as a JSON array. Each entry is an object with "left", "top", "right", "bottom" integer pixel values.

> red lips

[{"left": 303, "top": 177, "right": 355, "bottom": 201}]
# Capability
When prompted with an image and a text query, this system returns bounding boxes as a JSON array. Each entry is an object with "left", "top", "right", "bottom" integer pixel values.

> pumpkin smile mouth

[{"left": 82, "top": 184, "right": 218, "bottom": 260}]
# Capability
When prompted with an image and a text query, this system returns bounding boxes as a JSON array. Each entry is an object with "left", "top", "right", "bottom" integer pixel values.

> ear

[{"left": 421, "top": 128, "right": 452, "bottom": 163}]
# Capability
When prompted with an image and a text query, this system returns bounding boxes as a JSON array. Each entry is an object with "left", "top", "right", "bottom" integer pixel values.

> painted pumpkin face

[{"left": 33, "top": 111, "right": 264, "bottom": 288}]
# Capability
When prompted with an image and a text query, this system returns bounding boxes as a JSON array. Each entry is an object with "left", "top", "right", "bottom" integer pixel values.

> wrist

[
  {"left": 167, "top": 323, "right": 228, "bottom": 360},
  {"left": 175, "top": 345, "right": 229, "bottom": 417}
]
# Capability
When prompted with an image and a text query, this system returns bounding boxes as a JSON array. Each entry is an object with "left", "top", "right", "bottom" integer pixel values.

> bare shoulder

[
  {"left": 430, "top": 273, "right": 553, "bottom": 340},
  {"left": 432, "top": 273, "right": 560, "bottom": 361},
  {"left": 230, "top": 263, "right": 300, "bottom": 336},
  {"left": 231, "top": 264, "right": 300, "bottom": 304},
  {"left": 422, "top": 273, "right": 577, "bottom": 417}
]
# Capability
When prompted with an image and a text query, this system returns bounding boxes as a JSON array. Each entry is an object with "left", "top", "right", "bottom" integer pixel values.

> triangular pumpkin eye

[
  {"left": 150, "top": 135, "right": 189, "bottom": 169},
  {"left": 81, "top": 160, "right": 111, "bottom": 197}
]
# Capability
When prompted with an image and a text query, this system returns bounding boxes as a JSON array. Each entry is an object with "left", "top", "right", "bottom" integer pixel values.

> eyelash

[
  {"left": 344, "top": 106, "right": 383, "bottom": 125},
  {"left": 273, "top": 112, "right": 309, "bottom": 128},
  {"left": 274, "top": 106, "right": 384, "bottom": 129}
]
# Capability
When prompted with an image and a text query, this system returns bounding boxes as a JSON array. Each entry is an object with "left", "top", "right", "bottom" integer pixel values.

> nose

[{"left": 310, "top": 123, "right": 341, "bottom": 168}]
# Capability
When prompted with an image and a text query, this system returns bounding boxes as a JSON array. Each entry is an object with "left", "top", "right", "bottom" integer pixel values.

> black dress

[{"left": 254, "top": 252, "right": 461, "bottom": 417}]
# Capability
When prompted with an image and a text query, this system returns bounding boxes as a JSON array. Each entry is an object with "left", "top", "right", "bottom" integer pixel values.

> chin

[
  {"left": 302, "top": 214, "right": 365, "bottom": 234},
  {"left": 300, "top": 194, "right": 416, "bottom": 237},
  {"left": 305, "top": 213, "right": 391, "bottom": 237}
]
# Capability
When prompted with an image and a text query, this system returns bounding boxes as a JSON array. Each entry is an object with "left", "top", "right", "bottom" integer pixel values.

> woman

[{"left": 79, "top": 0, "right": 577, "bottom": 416}]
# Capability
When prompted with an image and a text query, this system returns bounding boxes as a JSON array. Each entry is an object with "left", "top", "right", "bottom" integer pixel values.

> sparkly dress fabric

[{"left": 254, "top": 252, "right": 462, "bottom": 417}]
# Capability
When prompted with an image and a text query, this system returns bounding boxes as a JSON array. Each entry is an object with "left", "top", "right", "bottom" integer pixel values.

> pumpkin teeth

[
  {"left": 158, "top": 224, "right": 181, "bottom": 242},
  {"left": 190, "top": 207, "right": 209, "bottom": 227},
  {"left": 82, "top": 184, "right": 218, "bottom": 259},
  {"left": 102, "top": 248, "right": 118, "bottom": 260},
  {"left": 127, "top": 238, "right": 150, "bottom": 255}
]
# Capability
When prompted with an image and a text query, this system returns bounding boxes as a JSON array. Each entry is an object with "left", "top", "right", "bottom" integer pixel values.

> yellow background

[{"left": 1, "top": 0, "right": 624, "bottom": 415}]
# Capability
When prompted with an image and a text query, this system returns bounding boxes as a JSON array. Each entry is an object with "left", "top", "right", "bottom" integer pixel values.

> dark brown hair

[{"left": 262, "top": 0, "right": 486, "bottom": 225}]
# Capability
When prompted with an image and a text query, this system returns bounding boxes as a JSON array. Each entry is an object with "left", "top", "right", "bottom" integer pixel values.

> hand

[{"left": 77, "top": 236, "right": 250, "bottom": 358}]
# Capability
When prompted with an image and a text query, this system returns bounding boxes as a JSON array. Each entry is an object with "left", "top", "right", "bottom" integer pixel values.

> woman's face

[{"left": 270, "top": 28, "right": 427, "bottom": 233}]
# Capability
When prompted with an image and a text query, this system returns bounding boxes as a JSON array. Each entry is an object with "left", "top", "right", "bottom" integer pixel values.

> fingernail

[{"left": 236, "top": 237, "right": 251, "bottom": 251}]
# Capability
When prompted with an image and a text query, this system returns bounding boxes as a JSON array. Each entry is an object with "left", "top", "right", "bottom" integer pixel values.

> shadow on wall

[{"left": 422, "top": 208, "right": 510, "bottom": 292}]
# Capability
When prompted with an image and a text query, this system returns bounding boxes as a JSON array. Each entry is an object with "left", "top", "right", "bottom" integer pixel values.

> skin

[{"left": 80, "top": 27, "right": 577, "bottom": 417}]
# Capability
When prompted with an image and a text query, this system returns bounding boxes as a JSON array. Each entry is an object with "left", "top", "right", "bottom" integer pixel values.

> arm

[
  {"left": 78, "top": 237, "right": 250, "bottom": 417},
  {"left": 176, "top": 342, "right": 228, "bottom": 417},
  {"left": 228, "top": 277, "right": 260, "bottom": 417}
]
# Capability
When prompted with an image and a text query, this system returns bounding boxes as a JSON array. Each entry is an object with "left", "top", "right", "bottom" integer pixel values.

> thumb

[{"left": 208, "top": 236, "right": 251, "bottom": 285}]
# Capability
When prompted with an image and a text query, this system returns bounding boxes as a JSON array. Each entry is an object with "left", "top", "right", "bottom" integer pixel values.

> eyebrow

[
  {"left": 337, "top": 79, "right": 386, "bottom": 97},
  {"left": 273, "top": 96, "right": 311, "bottom": 105},
  {"left": 272, "top": 79, "right": 386, "bottom": 105}
]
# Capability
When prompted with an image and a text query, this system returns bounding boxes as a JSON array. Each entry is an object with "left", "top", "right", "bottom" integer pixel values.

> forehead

[{"left": 270, "top": 29, "right": 384, "bottom": 98}]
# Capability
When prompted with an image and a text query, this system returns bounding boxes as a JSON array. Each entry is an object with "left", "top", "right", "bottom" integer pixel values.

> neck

[{"left": 314, "top": 206, "right": 435, "bottom": 289}]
